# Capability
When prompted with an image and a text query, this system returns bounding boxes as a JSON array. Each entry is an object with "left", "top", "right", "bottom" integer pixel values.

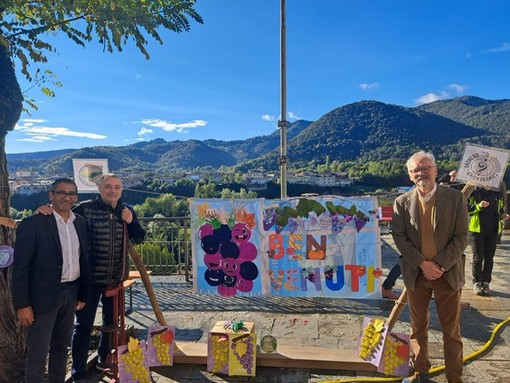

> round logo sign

[
  {"left": 0, "top": 245, "right": 14, "bottom": 268},
  {"left": 260, "top": 335, "right": 277, "bottom": 353}
]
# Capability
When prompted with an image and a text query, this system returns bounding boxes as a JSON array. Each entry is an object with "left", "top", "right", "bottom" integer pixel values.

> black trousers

[
  {"left": 470, "top": 231, "right": 499, "bottom": 284},
  {"left": 382, "top": 262, "right": 401, "bottom": 290},
  {"left": 25, "top": 282, "right": 79, "bottom": 383}
]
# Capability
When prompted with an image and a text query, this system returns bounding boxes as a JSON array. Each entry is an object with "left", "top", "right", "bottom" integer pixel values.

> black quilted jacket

[{"left": 73, "top": 196, "right": 145, "bottom": 287}]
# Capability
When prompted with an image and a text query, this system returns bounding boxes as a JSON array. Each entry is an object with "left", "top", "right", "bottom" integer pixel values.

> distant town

[{"left": 9, "top": 168, "right": 354, "bottom": 196}]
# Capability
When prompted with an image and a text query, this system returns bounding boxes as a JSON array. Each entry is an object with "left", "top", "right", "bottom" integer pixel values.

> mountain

[
  {"left": 7, "top": 120, "right": 312, "bottom": 174},
  {"left": 8, "top": 148, "right": 76, "bottom": 171},
  {"left": 36, "top": 139, "right": 239, "bottom": 175},
  {"left": 7, "top": 96, "right": 508, "bottom": 175},
  {"left": 242, "top": 100, "right": 489, "bottom": 170},
  {"left": 203, "top": 119, "right": 312, "bottom": 162},
  {"left": 417, "top": 95, "right": 510, "bottom": 146}
]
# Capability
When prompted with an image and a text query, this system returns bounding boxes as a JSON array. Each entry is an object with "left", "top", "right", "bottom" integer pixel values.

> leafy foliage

[
  {"left": 1, "top": 0, "right": 203, "bottom": 99},
  {"left": 133, "top": 193, "right": 188, "bottom": 218}
]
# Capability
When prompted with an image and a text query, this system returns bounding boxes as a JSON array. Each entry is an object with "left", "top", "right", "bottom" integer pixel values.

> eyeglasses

[
  {"left": 53, "top": 190, "right": 78, "bottom": 198},
  {"left": 409, "top": 165, "right": 434, "bottom": 175}
]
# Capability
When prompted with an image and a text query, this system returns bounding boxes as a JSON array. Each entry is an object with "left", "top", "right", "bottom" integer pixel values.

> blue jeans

[{"left": 71, "top": 284, "right": 114, "bottom": 381}]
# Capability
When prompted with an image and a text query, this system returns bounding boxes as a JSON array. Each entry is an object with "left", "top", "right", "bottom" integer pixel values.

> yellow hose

[{"left": 320, "top": 316, "right": 510, "bottom": 383}]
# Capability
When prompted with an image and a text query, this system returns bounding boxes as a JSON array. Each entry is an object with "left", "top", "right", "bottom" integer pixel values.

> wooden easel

[
  {"left": 127, "top": 242, "right": 167, "bottom": 326},
  {"left": 103, "top": 243, "right": 167, "bottom": 382},
  {"left": 103, "top": 284, "right": 126, "bottom": 381}
]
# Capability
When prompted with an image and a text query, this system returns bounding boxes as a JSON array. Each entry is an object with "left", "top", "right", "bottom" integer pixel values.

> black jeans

[
  {"left": 470, "top": 231, "right": 499, "bottom": 284},
  {"left": 382, "top": 262, "right": 401, "bottom": 290},
  {"left": 71, "top": 284, "right": 114, "bottom": 381}
]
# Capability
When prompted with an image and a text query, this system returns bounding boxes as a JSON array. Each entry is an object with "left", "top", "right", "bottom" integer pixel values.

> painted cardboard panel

[
  {"left": 191, "top": 196, "right": 382, "bottom": 298},
  {"left": 377, "top": 332, "right": 410, "bottom": 377},
  {"left": 207, "top": 321, "right": 256, "bottom": 376},
  {"left": 118, "top": 338, "right": 150, "bottom": 383},
  {"left": 147, "top": 325, "right": 175, "bottom": 367}
]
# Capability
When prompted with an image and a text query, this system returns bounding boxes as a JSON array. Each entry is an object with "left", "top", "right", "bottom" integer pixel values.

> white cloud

[
  {"left": 137, "top": 127, "right": 153, "bottom": 137},
  {"left": 287, "top": 111, "right": 301, "bottom": 120},
  {"left": 14, "top": 119, "right": 107, "bottom": 142},
  {"left": 447, "top": 83, "right": 469, "bottom": 94},
  {"left": 359, "top": 82, "right": 380, "bottom": 91},
  {"left": 484, "top": 42, "right": 510, "bottom": 53},
  {"left": 134, "top": 74, "right": 142, "bottom": 80},
  {"left": 414, "top": 83, "right": 469, "bottom": 105},
  {"left": 141, "top": 118, "right": 207, "bottom": 133},
  {"left": 18, "top": 135, "right": 58, "bottom": 143},
  {"left": 414, "top": 91, "right": 450, "bottom": 105},
  {"left": 22, "top": 118, "right": 46, "bottom": 125},
  {"left": 262, "top": 114, "right": 276, "bottom": 122}
]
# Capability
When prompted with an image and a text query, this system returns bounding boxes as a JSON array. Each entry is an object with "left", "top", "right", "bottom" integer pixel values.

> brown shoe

[
  {"left": 460, "top": 301, "right": 470, "bottom": 310},
  {"left": 382, "top": 288, "right": 400, "bottom": 300}
]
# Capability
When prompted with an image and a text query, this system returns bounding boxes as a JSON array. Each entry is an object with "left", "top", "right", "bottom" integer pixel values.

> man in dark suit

[{"left": 12, "top": 178, "right": 90, "bottom": 383}]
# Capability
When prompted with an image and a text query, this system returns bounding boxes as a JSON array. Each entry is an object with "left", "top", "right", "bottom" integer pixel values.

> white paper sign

[
  {"left": 456, "top": 144, "right": 509, "bottom": 190},
  {"left": 72, "top": 159, "right": 109, "bottom": 193}
]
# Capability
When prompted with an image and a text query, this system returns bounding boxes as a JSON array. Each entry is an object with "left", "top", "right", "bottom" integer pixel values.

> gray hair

[
  {"left": 99, "top": 173, "right": 122, "bottom": 186},
  {"left": 406, "top": 151, "right": 436, "bottom": 172}
]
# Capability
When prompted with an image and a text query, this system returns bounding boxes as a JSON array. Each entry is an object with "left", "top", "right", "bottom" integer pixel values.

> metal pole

[{"left": 279, "top": 0, "right": 288, "bottom": 198}]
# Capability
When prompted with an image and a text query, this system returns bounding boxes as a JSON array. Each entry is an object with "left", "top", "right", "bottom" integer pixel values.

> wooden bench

[{"left": 123, "top": 270, "right": 152, "bottom": 314}]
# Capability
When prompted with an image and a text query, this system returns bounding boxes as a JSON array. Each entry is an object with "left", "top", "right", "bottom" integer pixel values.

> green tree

[
  {"left": 0, "top": 2, "right": 202, "bottom": 380},
  {"left": 194, "top": 181, "right": 220, "bottom": 198},
  {"left": 220, "top": 187, "right": 258, "bottom": 199},
  {"left": 134, "top": 193, "right": 189, "bottom": 218},
  {"left": 9, "top": 207, "right": 32, "bottom": 219}
]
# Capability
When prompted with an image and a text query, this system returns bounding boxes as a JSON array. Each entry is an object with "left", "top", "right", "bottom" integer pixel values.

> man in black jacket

[
  {"left": 71, "top": 173, "right": 145, "bottom": 382},
  {"left": 13, "top": 178, "right": 90, "bottom": 383}
]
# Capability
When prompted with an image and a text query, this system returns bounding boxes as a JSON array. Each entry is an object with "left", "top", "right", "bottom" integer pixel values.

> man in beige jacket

[{"left": 392, "top": 151, "right": 468, "bottom": 383}]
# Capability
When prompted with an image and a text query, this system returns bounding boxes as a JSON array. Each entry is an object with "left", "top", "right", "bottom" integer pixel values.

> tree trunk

[{"left": 0, "top": 43, "right": 25, "bottom": 383}]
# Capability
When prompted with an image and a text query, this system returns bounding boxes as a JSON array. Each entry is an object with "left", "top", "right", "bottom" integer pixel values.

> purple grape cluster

[
  {"left": 232, "top": 336, "right": 255, "bottom": 374},
  {"left": 200, "top": 223, "right": 259, "bottom": 297}
]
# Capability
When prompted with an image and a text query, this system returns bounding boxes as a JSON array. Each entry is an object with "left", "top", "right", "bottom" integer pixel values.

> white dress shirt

[{"left": 53, "top": 209, "right": 81, "bottom": 282}]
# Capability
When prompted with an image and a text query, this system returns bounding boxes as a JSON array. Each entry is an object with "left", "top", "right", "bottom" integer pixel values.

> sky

[{"left": 7, "top": 0, "right": 510, "bottom": 154}]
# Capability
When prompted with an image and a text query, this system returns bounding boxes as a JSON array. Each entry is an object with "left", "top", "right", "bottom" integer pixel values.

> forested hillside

[{"left": 7, "top": 96, "right": 508, "bottom": 175}]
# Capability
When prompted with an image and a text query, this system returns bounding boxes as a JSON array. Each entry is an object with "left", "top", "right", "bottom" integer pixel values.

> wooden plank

[
  {"left": 128, "top": 270, "right": 152, "bottom": 279},
  {"left": 123, "top": 279, "right": 138, "bottom": 289},
  {"left": 173, "top": 342, "right": 376, "bottom": 372},
  {"left": 0, "top": 217, "right": 16, "bottom": 228}
]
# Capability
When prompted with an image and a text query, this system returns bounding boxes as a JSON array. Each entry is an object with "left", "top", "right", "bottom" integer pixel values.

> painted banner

[
  {"left": 191, "top": 196, "right": 382, "bottom": 299},
  {"left": 191, "top": 199, "right": 266, "bottom": 297}
]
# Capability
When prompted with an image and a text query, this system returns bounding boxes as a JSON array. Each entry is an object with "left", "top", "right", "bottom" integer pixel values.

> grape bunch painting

[
  {"left": 200, "top": 222, "right": 259, "bottom": 296},
  {"left": 229, "top": 334, "right": 256, "bottom": 376},
  {"left": 147, "top": 325, "right": 175, "bottom": 367},
  {"left": 195, "top": 203, "right": 260, "bottom": 297},
  {"left": 118, "top": 338, "right": 150, "bottom": 383}
]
